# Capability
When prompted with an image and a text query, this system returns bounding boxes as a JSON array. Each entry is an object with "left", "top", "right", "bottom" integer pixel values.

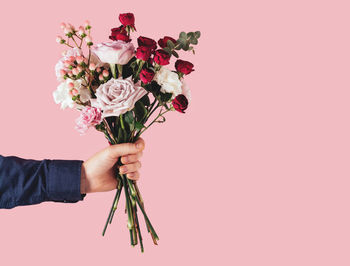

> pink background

[{"left": 0, "top": 0, "right": 349, "bottom": 265}]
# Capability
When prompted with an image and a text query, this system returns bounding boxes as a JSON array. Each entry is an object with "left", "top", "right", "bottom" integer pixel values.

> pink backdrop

[{"left": 1, "top": 0, "right": 350, "bottom": 265}]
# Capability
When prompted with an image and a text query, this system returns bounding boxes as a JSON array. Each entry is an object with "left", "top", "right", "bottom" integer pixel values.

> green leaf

[
  {"left": 190, "top": 38, "right": 198, "bottom": 45},
  {"left": 140, "top": 94, "right": 151, "bottom": 106},
  {"left": 195, "top": 31, "right": 201, "bottom": 38},
  {"left": 144, "top": 81, "right": 161, "bottom": 94},
  {"left": 160, "top": 92, "right": 173, "bottom": 103},
  {"left": 163, "top": 47, "right": 171, "bottom": 54},
  {"left": 172, "top": 50, "right": 179, "bottom": 58},
  {"left": 179, "top": 32, "right": 187, "bottom": 39},
  {"left": 124, "top": 111, "right": 134, "bottom": 124},
  {"left": 187, "top": 32, "right": 194, "bottom": 38},
  {"left": 167, "top": 40, "right": 175, "bottom": 49},
  {"left": 134, "top": 101, "right": 147, "bottom": 121},
  {"left": 135, "top": 121, "right": 144, "bottom": 130},
  {"left": 183, "top": 42, "right": 190, "bottom": 51}
]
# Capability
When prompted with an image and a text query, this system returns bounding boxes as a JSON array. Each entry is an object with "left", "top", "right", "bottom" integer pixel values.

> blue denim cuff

[{"left": 47, "top": 159, "right": 86, "bottom": 203}]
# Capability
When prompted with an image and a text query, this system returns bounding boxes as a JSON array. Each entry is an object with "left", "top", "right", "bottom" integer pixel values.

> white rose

[
  {"left": 91, "top": 41, "right": 135, "bottom": 65},
  {"left": 53, "top": 79, "right": 90, "bottom": 109},
  {"left": 154, "top": 67, "right": 182, "bottom": 97},
  {"left": 91, "top": 77, "right": 147, "bottom": 118}
]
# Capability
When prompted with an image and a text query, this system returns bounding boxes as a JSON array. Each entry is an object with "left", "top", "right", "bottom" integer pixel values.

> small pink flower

[
  {"left": 60, "top": 23, "right": 66, "bottom": 29},
  {"left": 99, "top": 74, "right": 104, "bottom": 81},
  {"left": 77, "top": 66, "right": 83, "bottom": 72},
  {"left": 76, "top": 56, "right": 84, "bottom": 64},
  {"left": 68, "top": 82, "right": 75, "bottom": 89},
  {"left": 56, "top": 36, "right": 63, "bottom": 43},
  {"left": 84, "top": 20, "right": 90, "bottom": 27},
  {"left": 89, "top": 63, "right": 96, "bottom": 71},
  {"left": 59, "top": 69, "right": 66, "bottom": 77},
  {"left": 75, "top": 106, "right": 102, "bottom": 135},
  {"left": 72, "top": 68, "right": 79, "bottom": 75},
  {"left": 102, "top": 69, "right": 109, "bottom": 77}
]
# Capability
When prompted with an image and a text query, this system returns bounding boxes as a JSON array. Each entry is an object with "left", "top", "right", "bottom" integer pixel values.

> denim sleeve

[{"left": 0, "top": 155, "right": 86, "bottom": 209}]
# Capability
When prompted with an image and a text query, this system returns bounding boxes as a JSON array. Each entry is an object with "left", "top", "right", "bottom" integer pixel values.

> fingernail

[
  {"left": 123, "top": 156, "right": 129, "bottom": 163},
  {"left": 128, "top": 173, "right": 134, "bottom": 178}
]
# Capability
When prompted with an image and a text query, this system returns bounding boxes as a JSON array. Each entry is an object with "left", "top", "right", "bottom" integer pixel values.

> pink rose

[
  {"left": 91, "top": 77, "right": 147, "bottom": 118},
  {"left": 91, "top": 41, "right": 135, "bottom": 65},
  {"left": 75, "top": 106, "right": 103, "bottom": 134}
]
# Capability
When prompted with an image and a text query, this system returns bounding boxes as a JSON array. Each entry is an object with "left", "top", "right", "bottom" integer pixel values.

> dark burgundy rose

[
  {"left": 175, "top": 59, "right": 194, "bottom": 75},
  {"left": 136, "top": 46, "right": 152, "bottom": 61},
  {"left": 154, "top": 49, "right": 171, "bottom": 65},
  {"left": 172, "top": 94, "right": 188, "bottom": 113},
  {"left": 119, "top": 13, "right": 135, "bottom": 27},
  {"left": 137, "top": 36, "right": 157, "bottom": 51},
  {"left": 139, "top": 68, "right": 155, "bottom": 84},
  {"left": 158, "top": 36, "right": 176, "bottom": 48},
  {"left": 109, "top": 26, "right": 130, "bottom": 42}
]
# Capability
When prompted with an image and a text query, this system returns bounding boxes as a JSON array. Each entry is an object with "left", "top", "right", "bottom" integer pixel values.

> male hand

[{"left": 80, "top": 138, "right": 145, "bottom": 193}]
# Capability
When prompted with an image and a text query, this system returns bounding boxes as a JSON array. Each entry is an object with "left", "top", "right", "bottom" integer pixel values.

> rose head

[
  {"left": 175, "top": 59, "right": 194, "bottom": 75},
  {"left": 110, "top": 26, "right": 130, "bottom": 42},
  {"left": 158, "top": 36, "right": 176, "bottom": 49},
  {"left": 140, "top": 68, "right": 155, "bottom": 84},
  {"left": 91, "top": 77, "right": 147, "bottom": 118},
  {"left": 119, "top": 13, "right": 136, "bottom": 30},
  {"left": 154, "top": 67, "right": 182, "bottom": 96},
  {"left": 92, "top": 41, "right": 135, "bottom": 65},
  {"left": 136, "top": 46, "right": 152, "bottom": 61},
  {"left": 137, "top": 36, "right": 157, "bottom": 51},
  {"left": 154, "top": 49, "right": 171, "bottom": 66},
  {"left": 172, "top": 94, "right": 188, "bottom": 113}
]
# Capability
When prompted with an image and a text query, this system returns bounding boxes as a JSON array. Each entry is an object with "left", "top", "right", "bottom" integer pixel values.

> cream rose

[
  {"left": 91, "top": 41, "right": 135, "bottom": 65},
  {"left": 91, "top": 77, "right": 147, "bottom": 118},
  {"left": 154, "top": 67, "right": 182, "bottom": 97}
]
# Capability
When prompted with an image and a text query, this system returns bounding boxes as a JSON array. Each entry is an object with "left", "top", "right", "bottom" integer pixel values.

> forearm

[{"left": 0, "top": 155, "right": 86, "bottom": 209}]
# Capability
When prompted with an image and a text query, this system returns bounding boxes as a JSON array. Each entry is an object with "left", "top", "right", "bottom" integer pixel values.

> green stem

[
  {"left": 117, "top": 64, "right": 123, "bottom": 78},
  {"left": 102, "top": 187, "right": 119, "bottom": 236},
  {"left": 110, "top": 64, "right": 117, "bottom": 79}
]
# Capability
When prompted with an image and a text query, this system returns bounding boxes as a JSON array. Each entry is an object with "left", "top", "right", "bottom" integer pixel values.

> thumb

[{"left": 105, "top": 138, "right": 145, "bottom": 159}]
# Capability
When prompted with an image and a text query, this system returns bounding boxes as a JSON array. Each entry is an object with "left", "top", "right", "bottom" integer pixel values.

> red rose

[
  {"left": 139, "top": 68, "right": 155, "bottom": 84},
  {"left": 109, "top": 26, "right": 130, "bottom": 42},
  {"left": 172, "top": 94, "right": 188, "bottom": 113},
  {"left": 136, "top": 46, "right": 152, "bottom": 61},
  {"left": 158, "top": 36, "right": 176, "bottom": 48},
  {"left": 175, "top": 59, "right": 194, "bottom": 75},
  {"left": 137, "top": 36, "right": 157, "bottom": 51},
  {"left": 119, "top": 13, "right": 136, "bottom": 29},
  {"left": 154, "top": 50, "right": 171, "bottom": 66}
]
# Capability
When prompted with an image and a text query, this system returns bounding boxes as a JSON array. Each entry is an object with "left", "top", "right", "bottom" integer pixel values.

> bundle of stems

[{"left": 100, "top": 98, "right": 169, "bottom": 252}]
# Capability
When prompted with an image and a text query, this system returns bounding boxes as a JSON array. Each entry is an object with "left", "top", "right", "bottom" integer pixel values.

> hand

[{"left": 80, "top": 138, "right": 145, "bottom": 194}]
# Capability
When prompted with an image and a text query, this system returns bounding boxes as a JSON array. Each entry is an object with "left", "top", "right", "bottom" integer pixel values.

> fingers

[
  {"left": 106, "top": 137, "right": 145, "bottom": 159},
  {"left": 119, "top": 161, "right": 142, "bottom": 175},
  {"left": 125, "top": 171, "right": 140, "bottom": 181},
  {"left": 120, "top": 151, "right": 143, "bottom": 164}
]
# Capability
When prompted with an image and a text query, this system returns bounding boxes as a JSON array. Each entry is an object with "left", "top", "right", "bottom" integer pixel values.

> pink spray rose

[
  {"left": 75, "top": 106, "right": 103, "bottom": 134},
  {"left": 91, "top": 41, "right": 135, "bottom": 65},
  {"left": 91, "top": 77, "right": 147, "bottom": 118}
]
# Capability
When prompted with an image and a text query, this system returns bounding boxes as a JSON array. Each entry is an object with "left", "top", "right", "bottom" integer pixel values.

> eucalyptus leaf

[
  {"left": 179, "top": 32, "right": 187, "bottom": 39},
  {"left": 190, "top": 38, "right": 198, "bottom": 45},
  {"left": 167, "top": 40, "right": 175, "bottom": 49},
  {"left": 195, "top": 31, "right": 201, "bottom": 38},
  {"left": 163, "top": 47, "right": 171, "bottom": 54},
  {"left": 172, "top": 50, "right": 179, "bottom": 58}
]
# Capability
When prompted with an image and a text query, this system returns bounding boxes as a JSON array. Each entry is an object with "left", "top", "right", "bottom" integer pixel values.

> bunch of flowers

[{"left": 53, "top": 12, "right": 200, "bottom": 252}]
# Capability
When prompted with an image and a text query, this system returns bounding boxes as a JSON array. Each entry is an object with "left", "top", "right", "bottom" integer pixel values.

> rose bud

[
  {"left": 140, "top": 68, "right": 155, "bottom": 84},
  {"left": 119, "top": 13, "right": 136, "bottom": 29},
  {"left": 96, "top": 67, "right": 101, "bottom": 73},
  {"left": 136, "top": 46, "right": 152, "bottom": 61},
  {"left": 175, "top": 59, "right": 194, "bottom": 75},
  {"left": 99, "top": 74, "right": 104, "bottom": 81},
  {"left": 68, "top": 82, "right": 75, "bottom": 89},
  {"left": 71, "top": 88, "right": 79, "bottom": 96},
  {"left": 154, "top": 49, "right": 171, "bottom": 66},
  {"left": 137, "top": 36, "right": 157, "bottom": 51},
  {"left": 76, "top": 56, "right": 84, "bottom": 64},
  {"left": 109, "top": 26, "right": 130, "bottom": 42},
  {"left": 172, "top": 94, "right": 188, "bottom": 113},
  {"left": 72, "top": 68, "right": 79, "bottom": 75},
  {"left": 68, "top": 71, "right": 73, "bottom": 77},
  {"left": 60, "top": 69, "right": 67, "bottom": 77},
  {"left": 158, "top": 36, "right": 176, "bottom": 48},
  {"left": 56, "top": 36, "right": 63, "bottom": 43},
  {"left": 102, "top": 69, "right": 109, "bottom": 77},
  {"left": 89, "top": 63, "right": 96, "bottom": 71}
]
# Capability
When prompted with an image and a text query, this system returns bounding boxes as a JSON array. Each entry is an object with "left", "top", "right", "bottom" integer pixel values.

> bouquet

[{"left": 53, "top": 12, "right": 200, "bottom": 252}]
